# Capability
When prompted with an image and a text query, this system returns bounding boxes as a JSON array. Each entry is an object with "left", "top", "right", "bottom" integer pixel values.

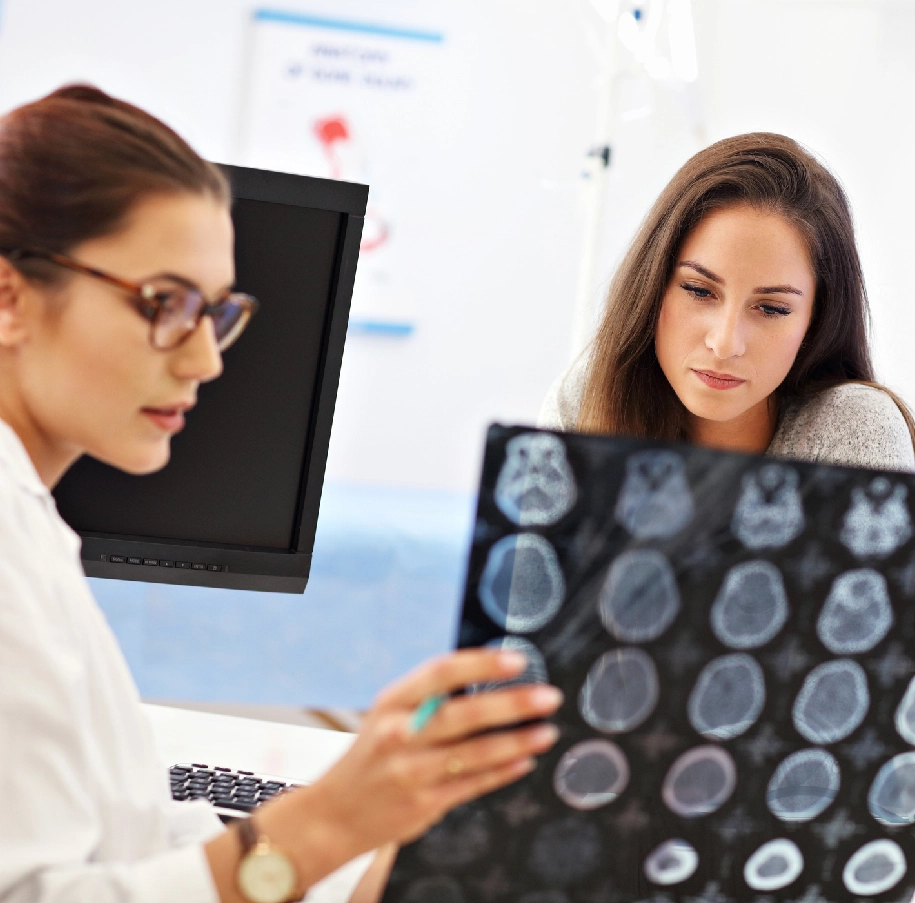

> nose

[
  {"left": 171, "top": 316, "right": 224, "bottom": 384},
  {"left": 705, "top": 304, "right": 746, "bottom": 361}
]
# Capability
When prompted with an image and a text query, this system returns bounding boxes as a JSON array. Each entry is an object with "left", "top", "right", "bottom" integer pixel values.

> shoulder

[
  {"left": 770, "top": 383, "right": 915, "bottom": 471},
  {"left": 538, "top": 353, "right": 590, "bottom": 431}
]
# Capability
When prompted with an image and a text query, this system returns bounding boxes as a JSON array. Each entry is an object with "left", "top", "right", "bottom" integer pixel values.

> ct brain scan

[{"left": 382, "top": 428, "right": 915, "bottom": 903}]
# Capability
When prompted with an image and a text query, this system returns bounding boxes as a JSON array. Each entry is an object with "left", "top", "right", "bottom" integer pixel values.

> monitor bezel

[{"left": 72, "top": 165, "right": 367, "bottom": 594}]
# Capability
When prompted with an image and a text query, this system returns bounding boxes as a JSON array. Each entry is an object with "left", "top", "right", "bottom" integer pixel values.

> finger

[
  {"left": 435, "top": 756, "right": 536, "bottom": 815},
  {"left": 432, "top": 722, "right": 559, "bottom": 781},
  {"left": 421, "top": 683, "right": 563, "bottom": 744},
  {"left": 373, "top": 649, "right": 527, "bottom": 711}
]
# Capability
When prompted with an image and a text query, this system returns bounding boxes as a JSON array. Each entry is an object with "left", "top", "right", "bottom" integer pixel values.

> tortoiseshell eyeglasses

[{"left": 1, "top": 248, "right": 259, "bottom": 352}]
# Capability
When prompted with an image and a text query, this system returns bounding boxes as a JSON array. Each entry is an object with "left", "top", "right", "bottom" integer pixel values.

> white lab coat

[{"left": 0, "top": 418, "right": 222, "bottom": 902}]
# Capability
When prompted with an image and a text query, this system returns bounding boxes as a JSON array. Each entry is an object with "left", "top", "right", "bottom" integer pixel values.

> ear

[{"left": 0, "top": 256, "right": 32, "bottom": 347}]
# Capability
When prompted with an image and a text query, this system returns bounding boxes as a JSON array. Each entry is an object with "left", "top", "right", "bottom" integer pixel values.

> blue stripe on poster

[
  {"left": 348, "top": 319, "right": 415, "bottom": 337},
  {"left": 254, "top": 9, "right": 444, "bottom": 43}
]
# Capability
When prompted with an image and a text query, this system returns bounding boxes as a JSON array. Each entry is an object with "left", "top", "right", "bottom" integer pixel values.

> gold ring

[{"left": 445, "top": 757, "right": 465, "bottom": 776}]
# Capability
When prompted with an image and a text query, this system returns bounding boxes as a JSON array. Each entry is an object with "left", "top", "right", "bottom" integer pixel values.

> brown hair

[
  {"left": 578, "top": 132, "right": 915, "bottom": 443},
  {"left": 0, "top": 83, "right": 229, "bottom": 283}
]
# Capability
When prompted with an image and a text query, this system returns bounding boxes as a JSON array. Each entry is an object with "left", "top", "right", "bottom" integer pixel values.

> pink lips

[
  {"left": 692, "top": 369, "right": 746, "bottom": 390},
  {"left": 141, "top": 403, "right": 194, "bottom": 434}
]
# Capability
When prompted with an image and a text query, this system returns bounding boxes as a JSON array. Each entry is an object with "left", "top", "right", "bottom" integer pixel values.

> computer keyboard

[{"left": 170, "top": 763, "right": 304, "bottom": 820}]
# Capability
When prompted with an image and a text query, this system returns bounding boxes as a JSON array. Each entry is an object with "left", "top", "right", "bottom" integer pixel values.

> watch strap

[{"left": 238, "top": 815, "right": 259, "bottom": 855}]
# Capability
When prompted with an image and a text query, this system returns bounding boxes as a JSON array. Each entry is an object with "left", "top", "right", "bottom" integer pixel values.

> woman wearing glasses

[
  {"left": 541, "top": 133, "right": 915, "bottom": 470},
  {"left": 0, "top": 86, "right": 562, "bottom": 903}
]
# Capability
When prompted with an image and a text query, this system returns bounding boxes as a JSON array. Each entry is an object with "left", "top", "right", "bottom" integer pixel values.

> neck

[
  {"left": 688, "top": 396, "right": 778, "bottom": 455},
  {"left": 0, "top": 373, "right": 79, "bottom": 488}
]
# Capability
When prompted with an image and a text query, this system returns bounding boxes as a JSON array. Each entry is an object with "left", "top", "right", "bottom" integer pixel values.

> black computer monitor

[{"left": 52, "top": 165, "right": 367, "bottom": 594}]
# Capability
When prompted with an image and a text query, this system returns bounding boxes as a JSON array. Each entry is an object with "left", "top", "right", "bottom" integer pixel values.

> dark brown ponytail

[{"left": 0, "top": 84, "right": 229, "bottom": 282}]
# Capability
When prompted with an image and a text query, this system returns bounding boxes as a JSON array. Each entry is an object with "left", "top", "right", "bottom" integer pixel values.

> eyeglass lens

[{"left": 150, "top": 282, "right": 252, "bottom": 352}]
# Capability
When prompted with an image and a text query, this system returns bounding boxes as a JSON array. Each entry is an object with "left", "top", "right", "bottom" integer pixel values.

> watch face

[{"left": 238, "top": 848, "right": 297, "bottom": 903}]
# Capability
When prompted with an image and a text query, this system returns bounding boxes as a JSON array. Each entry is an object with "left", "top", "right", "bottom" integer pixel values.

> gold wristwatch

[{"left": 237, "top": 816, "right": 300, "bottom": 903}]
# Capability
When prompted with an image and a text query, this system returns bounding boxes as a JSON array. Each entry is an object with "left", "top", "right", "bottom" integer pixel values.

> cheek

[{"left": 655, "top": 294, "right": 692, "bottom": 366}]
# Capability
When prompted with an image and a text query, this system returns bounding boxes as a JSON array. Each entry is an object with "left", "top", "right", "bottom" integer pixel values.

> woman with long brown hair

[
  {"left": 541, "top": 133, "right": 915, "bottom": 470},
  {"left": 0, "top": 85, "right": 562, "bottom": 903}
]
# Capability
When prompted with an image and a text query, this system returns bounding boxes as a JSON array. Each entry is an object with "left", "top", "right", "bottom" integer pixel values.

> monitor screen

[{"left": 52, "top": 166, "right": 367, "bottom": 593}]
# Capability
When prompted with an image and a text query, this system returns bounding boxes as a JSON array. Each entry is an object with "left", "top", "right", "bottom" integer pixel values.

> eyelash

[{"left": 680, "top": 284, "right": 791, "bottom": 319}]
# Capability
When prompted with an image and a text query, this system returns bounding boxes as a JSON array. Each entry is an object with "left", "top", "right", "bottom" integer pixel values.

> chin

[
  {"left": 95, "top": 441, "right": 172, "bottom": 476},
  {"left": 681, "top": 394, "right": 751, "bottom": 424}
]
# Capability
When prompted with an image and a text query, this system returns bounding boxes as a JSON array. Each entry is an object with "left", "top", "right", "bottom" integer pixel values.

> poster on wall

[{"left": 238, "top": 9, "right": 448, "bottom": 333}]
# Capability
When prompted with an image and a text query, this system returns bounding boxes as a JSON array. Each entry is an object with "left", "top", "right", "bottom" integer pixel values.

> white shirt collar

[{"left": 0, "top": 417, "right": 52, "bottom": 497}]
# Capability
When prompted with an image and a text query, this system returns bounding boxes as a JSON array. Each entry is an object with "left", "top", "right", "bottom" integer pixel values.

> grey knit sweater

[{"left": 537, "top": 357, "right": 915, "bottom": 472}]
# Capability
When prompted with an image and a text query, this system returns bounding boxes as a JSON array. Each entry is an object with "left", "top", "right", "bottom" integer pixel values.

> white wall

[
  {"left": 0, "top": 0, "right": 603, "bottom": 493},
  {"left": 588, "top": 0, "right": 915, "bottom": 408},
  {"left": 1, "top": 1, "right": 915, "bottom": 495}
]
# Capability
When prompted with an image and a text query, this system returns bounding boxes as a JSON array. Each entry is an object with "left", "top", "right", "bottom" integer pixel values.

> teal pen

[{"left": 410, "top": 693, "right": 447, "bottom": 733}]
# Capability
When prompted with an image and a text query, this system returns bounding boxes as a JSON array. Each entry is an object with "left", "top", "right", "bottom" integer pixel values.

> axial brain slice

[
  {"left": 767, "top": 749, "right": 841, "bottom": 822},
  {"left": 661, "top": 745, "right": 737, "bottom": 818},
  {"left": 553, "top": 740, "right": 629, "bottom": 810},
  {"left": 840, "top": 477, "right": 912, "bottom": 559},
  {"left": 867, "top": 752, "right": 915, "bottom": 826},
  {"left": 643, "top": 840, "right": 699, "bottom": 886},
  {"left": 494, "top": 432, "right": 577, "bottom": 527},
  {"left": 731, "top": 464, "right": 804, "bottom": 549},
  {"left": 842, "top": 839, "right": 908, "bottom": 896},
  {"left": 792, "top": 659, "right": 870, "bottom": 744},
  {"left": 817, "top": 569, "right": 893, "bottom": 655},
  {"left": 598, "top": 550, "right": 680, "bottom": 643},
  {"left": 710, "top": 560, "right": 789, "bottom": 649},
  {"left": 579, "top": 648, "right": 659, "bottom": 734},
  {"left": 614, "top": 450, "right": 694, "bottom": 539},
  {"left": 477, "top": 534, "right": 564, "bottom": 633},
  {"left": 743, "top": 839, "right": 804, "bottom": 892},
  {"left": 688, "top": 653, "right": 766, "bottom": 740}
]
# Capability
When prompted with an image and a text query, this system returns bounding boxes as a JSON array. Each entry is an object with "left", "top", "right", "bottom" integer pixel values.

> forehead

[
  {"left": 76, "top": 192, "right": 235, "bottom": 292},
  {"left": 680, "top": 205, "right": 815, "bottom": 288}
]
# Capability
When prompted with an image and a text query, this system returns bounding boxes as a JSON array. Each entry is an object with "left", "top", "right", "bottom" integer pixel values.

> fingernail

[
  {"left": 532, "top": 723, "right": 560, "bottom": 746},
  {"left": 499, "top": 650, "right": 528, "bottom": 670},
  {"left": 531, "top": 685, "right": 564, "bottom": 708}
]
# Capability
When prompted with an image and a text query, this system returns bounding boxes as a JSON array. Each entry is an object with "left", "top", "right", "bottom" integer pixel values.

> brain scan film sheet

[{"left": 381, "top": 426, "right": 915, "bottom": 903}]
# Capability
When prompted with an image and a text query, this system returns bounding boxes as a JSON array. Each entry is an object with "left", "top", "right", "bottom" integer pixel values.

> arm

[{"left": 204, "top": 649, "right": 562, "bottom": 902}]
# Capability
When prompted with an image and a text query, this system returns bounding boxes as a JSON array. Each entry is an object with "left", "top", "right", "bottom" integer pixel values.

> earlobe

[{"left": 0, "top": 257, "right": 31, "bottom": 347}]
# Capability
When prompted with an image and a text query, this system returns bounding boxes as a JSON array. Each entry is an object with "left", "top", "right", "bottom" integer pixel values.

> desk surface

[
  {"left": 144, "top": 703, "right": 370, "bottom": 903},
  {"left": 144, "top": 702, "right": 355, "bottom": 782}
]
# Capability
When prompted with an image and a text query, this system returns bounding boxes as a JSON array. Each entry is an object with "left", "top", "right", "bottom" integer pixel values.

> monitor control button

[
  {"left": 143, "top": 558, "right": 158, "bottom": 566},
  {"left": 207, "top": 564, "right": 222, "bottom": 572},
  {"left": 175, "top": 561, "right": 191, "bottom": 569},
  {"left": 126, "top": 557, "right": 142, "bottom": 565},
  {"left": 109, "top": 555, "right": 125, "bottom": 564},
  {"left": 191, "top": 563, "right": 206, "bottom": 571},
  {"left": 159, "top": 560, "right": 174, "bottom": 568}
]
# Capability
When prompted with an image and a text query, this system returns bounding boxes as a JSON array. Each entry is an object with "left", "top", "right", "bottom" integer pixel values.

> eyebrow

[{"left": 678, "top": 260, "right": 804, "bottom": 296}]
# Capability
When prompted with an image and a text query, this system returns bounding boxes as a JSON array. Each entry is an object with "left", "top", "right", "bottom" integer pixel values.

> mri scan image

[
  {"left": 614, "top": 450, "right": 694, "bottom": 539},
  {"left": 766, "top": 748, "right": 841, "bottom": 822},
  {"left": 477, "top": 533, "right": 564, "bottom": 633},
  {"left": 494, "top": 432, "right": 578, "bottom": 526},
  {"left": 553, "top": 739, "right": 629, "bottom": 810},
  {"left": 840, "top": 477, "right": 912, "bottom": 559},
  {"left": 598, "top": 549, "right": 680, "bottom": 643},
  {"left": 792, "top": 658, "right": 870, "bottom": 744},
  {"left": 731, "top": 463, "right": 805, "bottom": 550},
  {"left": 643, "top": 839, "right": 699, "bottom": 886},
  {"left": 687, "top": 653, "right": 766, "bottom": 740},
  {"left": 743, "top": 838, "right": 804, "bottom": 892},
  {"left": 710, "top": 559, "right": 789, "bottom": 650},
  {"left": 817, "top": 568, "right": 894, "bottom": 654},
  {"left": 383, "top": 428, "right": 915, "bottom": 903},
  {"left": 579, "top": 648, "right": 659, "bottom": 734}
]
